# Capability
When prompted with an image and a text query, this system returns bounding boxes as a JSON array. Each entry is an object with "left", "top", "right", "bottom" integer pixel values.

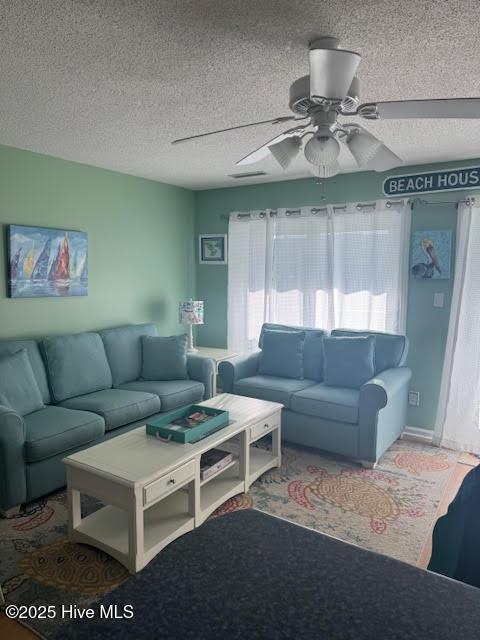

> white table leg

[
  {"left": 127, "top": 489, "right": 144, "bottom": 574},
  {"left": 188, "top": 478, "right": 197, "bottom": 519},
  {"left": 67, "top": 487, "right": 81, "bottom": 536},
  {"left": 272, "top": 423, "right": 282, "bottom": 467},
  {"left": 239, "top": 430, "right": 250, "bottom": 491}
]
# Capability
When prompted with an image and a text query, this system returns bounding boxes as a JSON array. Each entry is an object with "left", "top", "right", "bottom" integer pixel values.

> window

[{"left": 228, "top": 202, "right": 411, "bottom": 352}]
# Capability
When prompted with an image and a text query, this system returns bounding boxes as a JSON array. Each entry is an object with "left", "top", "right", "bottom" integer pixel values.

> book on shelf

[{"left": 200, "top": 449, "right": 233, "bottom": 481}]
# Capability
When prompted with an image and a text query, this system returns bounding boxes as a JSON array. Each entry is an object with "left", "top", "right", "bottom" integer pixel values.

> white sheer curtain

[
  {"left": 434, "top": 200, "right": 480, "bottom": 453},
  {"left": 228, "top": 200, "right": 411, "bottom": 353}
]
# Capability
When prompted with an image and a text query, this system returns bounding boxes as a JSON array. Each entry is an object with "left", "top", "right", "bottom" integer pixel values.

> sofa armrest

[
  {"left": 358, "top": 367, "right": 412, "bottom": 463},
  {"left": 218, "top": 351, "right": 261, "bottom": 393},
  {"left": 0, "top": 404, "right": 27, "bottom": 512},
  {"left": 187, "top": 355, "right": 216, "bottom": 400}
]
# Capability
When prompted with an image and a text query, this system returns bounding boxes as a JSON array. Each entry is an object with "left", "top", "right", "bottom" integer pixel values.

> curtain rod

[
  {"left": 409, "top": 196, "right": 476, "bottom": 208},
  {"left": 219, "top": 200, "right": 404, "bottom": 220},
  {"left": 219, "top": 196, "right": 476, "bottom": 219}
]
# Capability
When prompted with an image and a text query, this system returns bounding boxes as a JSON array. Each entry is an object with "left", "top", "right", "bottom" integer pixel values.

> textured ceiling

[{"left": 1, "top": 0, "right": 480, "bottom": 189}]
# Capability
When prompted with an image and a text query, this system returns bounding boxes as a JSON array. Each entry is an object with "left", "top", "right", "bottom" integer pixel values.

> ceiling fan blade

[
  {"left": 171, "top": 116, "right": 301, "bottom": 145},
  {"left": 355, "top": 98, "right": 480, "bottom": 120},
  {"left": 366, "top": 144, "right": 402, "bottom": 172},
  {"left": 343, "top": 125, "right": 402, "bottom": 172},
  {"left": 236, "top": 126, "right": 308, "bottom": 166}
]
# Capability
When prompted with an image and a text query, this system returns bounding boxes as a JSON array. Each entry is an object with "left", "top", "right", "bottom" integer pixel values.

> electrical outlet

[{"left": 408, "top": 390, "right": 420, "bottom": 407}]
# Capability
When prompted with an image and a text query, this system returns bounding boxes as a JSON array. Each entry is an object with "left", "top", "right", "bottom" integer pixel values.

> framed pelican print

[
  {"left": 7, "top": 224, "right": 88, "bottom": 298},
  {"left": 410, "top": 229, "right": 452, "bottom": 280}
]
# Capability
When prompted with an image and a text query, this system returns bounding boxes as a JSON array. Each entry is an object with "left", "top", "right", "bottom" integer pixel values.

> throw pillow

[
  {"left": 323, "top": 335, "right": 376, "bottom": 389},
  {"left": 258, "top": 329, "right": 306, "bottom": 379},
  {"left": 142, "top": 335, "right": 189, "bottom": 381},
  {"left": 0, "top": 349, "right": 44, "bottom": 416}
]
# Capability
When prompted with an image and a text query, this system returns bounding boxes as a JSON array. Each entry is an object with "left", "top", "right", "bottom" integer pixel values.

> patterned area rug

[
  {"left": 218, "top": 440, "right": 458, "bottom": 563},
  {"left": 0, "top": 439, "right": 458, "bottom": 638}
]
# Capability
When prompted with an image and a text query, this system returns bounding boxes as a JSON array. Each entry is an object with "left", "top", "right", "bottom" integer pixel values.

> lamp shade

[
  {"left": 268, "top": 136, "right": 302, "bottom": 169},
  {"left": 304, "top": 129, "right": 340, "bottom": 166},
  {"left": 179, "top": 300, "right": 204, "bottom": 325},
  {"left": 345, "top": 127, "right": 401, "bottom": 172}
]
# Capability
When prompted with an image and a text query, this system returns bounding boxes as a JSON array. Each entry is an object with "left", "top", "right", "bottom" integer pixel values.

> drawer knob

[{"left": 168, "top": 478, "right": 176, "bottom": 485}]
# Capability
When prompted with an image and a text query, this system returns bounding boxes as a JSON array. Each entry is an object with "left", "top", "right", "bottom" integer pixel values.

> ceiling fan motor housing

[{"left": 289, "top": 74, "right": 360, "bottom": 116}]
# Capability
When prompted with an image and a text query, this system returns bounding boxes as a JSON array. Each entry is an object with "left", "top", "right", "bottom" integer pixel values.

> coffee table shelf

[
  {"left": 249, "top": 448, "right": 278, "bottom": 484},
  {"left": 73, "top": 490, "right": 195, "bottom": 569},
  {"left": 65, "top": 394, "right": 282, "bottom": 573},
  {"left": 200, "top": 457, "right": 238, "bottom": 487},
  {"left": 198, "top": 462, "right": 244, "bottom": 524}
]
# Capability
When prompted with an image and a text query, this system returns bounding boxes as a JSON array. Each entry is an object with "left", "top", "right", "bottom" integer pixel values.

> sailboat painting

[{"left": 7, "top": 225, "right": 88, "bottom": 298}]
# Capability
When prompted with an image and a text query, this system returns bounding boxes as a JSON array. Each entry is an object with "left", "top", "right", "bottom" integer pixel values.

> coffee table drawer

[
  {"left": 143, "top": 459, "right": 196, "bottom": 506},
  {"left": 249, "top": 413, "right": 280, "bottom": 443}
]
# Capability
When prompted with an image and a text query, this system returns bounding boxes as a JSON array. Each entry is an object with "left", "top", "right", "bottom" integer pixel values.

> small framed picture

[
  {"left": 410, "top": 229, "right": 452, "bottom": 280},
  {"left": 199, "top": 234, "right": 228, "bottom": 264}
]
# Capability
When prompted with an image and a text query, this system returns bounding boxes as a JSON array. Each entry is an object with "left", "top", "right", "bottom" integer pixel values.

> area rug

[
  {"left": 219, "top": 439, "right": 459, "bottom": 564},
  {"left": 0, "top": 440, "right": 458, "bottom": 638},
  {"left": 57, "top": 510, "right": 480, "bottom": 640}
]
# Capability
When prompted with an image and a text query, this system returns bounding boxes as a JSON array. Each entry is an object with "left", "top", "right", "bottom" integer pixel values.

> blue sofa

[
  {"left": 219, "top": 323, "right": 411, "bottom": 466},
  {"left": 0, "top": 323, "right": 215, "bottom": 514}
]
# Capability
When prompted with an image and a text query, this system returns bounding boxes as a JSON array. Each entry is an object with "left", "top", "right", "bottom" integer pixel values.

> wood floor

[{"left": 1, "top": 454, "right": 477, "bottom": 640}]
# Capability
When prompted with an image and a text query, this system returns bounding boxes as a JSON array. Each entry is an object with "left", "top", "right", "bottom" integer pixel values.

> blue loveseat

[
  {"left": 219, "top": 323, "right": 412, "bottom": 466},
  {"left": 0, "top": 323, "right": 215, "bottom": 514}
]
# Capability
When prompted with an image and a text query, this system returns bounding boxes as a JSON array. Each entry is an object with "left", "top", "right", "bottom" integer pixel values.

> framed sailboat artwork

[{"left": 7, "top": 225, "right": 88, "bottom": 298}]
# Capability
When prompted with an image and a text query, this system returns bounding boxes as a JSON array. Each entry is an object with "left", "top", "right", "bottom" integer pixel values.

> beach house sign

[{"left": 383, "top": 167, "right": 480, "bottom": 197}]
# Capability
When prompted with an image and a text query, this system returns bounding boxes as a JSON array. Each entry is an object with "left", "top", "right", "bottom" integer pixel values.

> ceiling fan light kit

[
  {"left": 310, "top": 162, "right": 340, "bottom": 179},
  {"left": 304, "top": 128, "right": 340, "bottom": 166},
  {"left": 345, "top": 127, "right": 402, "bottom": 172},
  {"left": 268, "top": 136, "right": 302, "bottom": 169},
  {"left": 173, "top": 36, "right": 480, "bottom": 180},
  {"left": 345, "top": 127, "right": 382, "bottom": 164}
]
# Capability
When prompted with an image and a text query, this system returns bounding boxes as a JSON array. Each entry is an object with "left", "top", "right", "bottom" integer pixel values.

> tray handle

[{"left": 154, "top": 432, "right": 173, "bottom": 443}]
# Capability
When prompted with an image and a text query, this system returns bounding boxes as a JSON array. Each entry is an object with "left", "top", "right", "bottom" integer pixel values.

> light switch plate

[
  {"left": 434, "top": 292, "right": 445, "bottom": 308},
  {"left": 408, "top": 390, "right": 420, "bottom": 407}
]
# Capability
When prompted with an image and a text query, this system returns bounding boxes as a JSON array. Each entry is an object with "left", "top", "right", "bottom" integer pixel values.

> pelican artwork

[{"left": 411, "top": 237, "right": 442, "bottom": 279}]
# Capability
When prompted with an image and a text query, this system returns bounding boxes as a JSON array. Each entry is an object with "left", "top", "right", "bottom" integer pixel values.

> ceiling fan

[{"left": 172, "top": 36, "right": 480, "bottom": 178}]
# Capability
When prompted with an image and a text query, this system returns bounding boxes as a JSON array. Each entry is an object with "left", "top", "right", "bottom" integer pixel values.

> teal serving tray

[{"left": 146, "top": 404, "right": 229, "bottom": 444}]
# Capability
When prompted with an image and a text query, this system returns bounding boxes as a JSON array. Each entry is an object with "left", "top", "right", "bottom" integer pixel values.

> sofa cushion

[
  {"left": 234, "top": 375, "right": 316, "bottom": 408},
  {"left": 25, "top": 405, "right": 105, "bottom": 462},
  {"left": 100, "top": 323, "right": 159, "bottom": 386},
  {"left": 117, "top": 379, "right": 204, "bottom": 412},
  {"left": 259, "top": 323, "right": 326, "bottom": 381},
  {"left": 258, "top": 329, "right": 306, "bottom": 379},
  {"left": 42, "top": 332, "right": 113, "bottom": 402},
  {"left": 291, "top": 383, "right": 360, "bottom": 424},
  {"left": 59, "top": 389, "right": 160, "bottom": 431},
  {"left": 323, "top": 336, "right": 375, "bottom": 389},
  {"left": 0, "top": 339, "right": 51, "bottom": 404},
  {"left": 141, "top": 335, "right": 189, "bottom": 381},
  {"left": 0, "top": 349, "right": 44, "bottom": 416},
  {"left": 331, "top": 329, "right": 408, "bottom": 374}
]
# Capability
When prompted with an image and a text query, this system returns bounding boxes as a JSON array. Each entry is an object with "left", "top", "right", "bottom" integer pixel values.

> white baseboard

[{"left": 402, "top": 425, "right": 434, "bottom": 443}]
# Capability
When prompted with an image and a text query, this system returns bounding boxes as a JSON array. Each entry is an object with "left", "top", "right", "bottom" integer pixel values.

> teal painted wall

[
  {"left": 0, "top": 144, "right": 195, "bottom": 339},
  {"left": 195, "top": 158, "right": 480, "bottom": 430}
]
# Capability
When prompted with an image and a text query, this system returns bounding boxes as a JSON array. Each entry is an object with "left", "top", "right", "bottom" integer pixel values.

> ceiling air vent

[{"left": 229, "top": 171, "right": 267, "bottom": 179}]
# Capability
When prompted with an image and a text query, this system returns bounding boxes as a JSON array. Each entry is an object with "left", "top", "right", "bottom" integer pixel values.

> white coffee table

[{"left": 64, "top": 394, "right": 282, "bottom": 574}]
